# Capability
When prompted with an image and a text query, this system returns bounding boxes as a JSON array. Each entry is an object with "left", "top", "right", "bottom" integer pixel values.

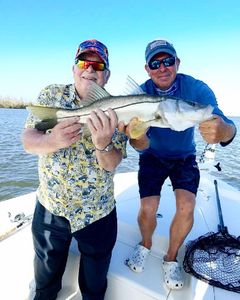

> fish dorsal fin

[
  {"left": 84, "top": 81, "right": 111, "bottom": 105},
  {"left": 124, "top": 75, "right": 146, "bottom": 95}
]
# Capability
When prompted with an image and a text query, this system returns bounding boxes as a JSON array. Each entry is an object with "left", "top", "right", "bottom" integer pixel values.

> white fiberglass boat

[{"left": 0, "top": 148, "right": 239, "bottom": 300}]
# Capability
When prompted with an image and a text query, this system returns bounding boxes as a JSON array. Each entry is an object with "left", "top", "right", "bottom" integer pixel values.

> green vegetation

[{"left": 0, "top": 97, "right": 31, "bottom": 109}]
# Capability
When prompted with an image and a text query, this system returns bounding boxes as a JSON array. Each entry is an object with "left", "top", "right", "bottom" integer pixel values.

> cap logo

[
  {"left": 75, "top": 39, "right": 109, "bottom": 68},
  {"left": 150, "top": 40, "right": 168, "bottom": 49}
]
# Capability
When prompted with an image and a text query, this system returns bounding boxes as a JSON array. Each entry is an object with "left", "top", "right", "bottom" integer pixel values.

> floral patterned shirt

[{"left": 25, "top": 84, "right": 127, "bottom": 232}]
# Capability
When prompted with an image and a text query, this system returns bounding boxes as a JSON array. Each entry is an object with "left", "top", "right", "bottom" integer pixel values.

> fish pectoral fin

[{"left": 128, "top": 120, "right": 150, "bottom": 139}]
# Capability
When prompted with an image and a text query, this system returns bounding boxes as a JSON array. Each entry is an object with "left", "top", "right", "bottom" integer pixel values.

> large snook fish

[{"left": 27, "top": 81, "right": 214, "bottom": 139}]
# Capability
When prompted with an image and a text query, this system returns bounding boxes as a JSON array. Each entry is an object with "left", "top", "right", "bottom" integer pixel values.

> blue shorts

[{"left": 138, "top": 153, "right": 200, "bottom": 198}]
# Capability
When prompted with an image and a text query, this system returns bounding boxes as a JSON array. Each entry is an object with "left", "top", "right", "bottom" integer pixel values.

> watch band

[{"left": 95, "top": 142, "right": 114, "bottom": 153}]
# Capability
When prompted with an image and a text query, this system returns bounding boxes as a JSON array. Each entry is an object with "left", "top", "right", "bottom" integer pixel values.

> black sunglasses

[{"left": 148, "top": 57, "right": 176, "bottom": 70}]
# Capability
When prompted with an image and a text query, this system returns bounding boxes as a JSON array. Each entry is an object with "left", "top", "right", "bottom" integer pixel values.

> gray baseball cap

[{"left": 145, "top": 39, "right": 177, "bottom": 63}]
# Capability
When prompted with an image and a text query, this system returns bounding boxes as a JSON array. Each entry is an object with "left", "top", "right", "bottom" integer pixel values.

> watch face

[
  {"left": 105, "top": 143, "right": 113, "bottom": 152},
  {"left": 97, "top": 142, "right": 113, "bottom": 152}
]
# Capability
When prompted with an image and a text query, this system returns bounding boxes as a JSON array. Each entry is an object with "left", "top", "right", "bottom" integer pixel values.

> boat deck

[{"left": 0, "top": 171, "right": 239, "bottom": 300}]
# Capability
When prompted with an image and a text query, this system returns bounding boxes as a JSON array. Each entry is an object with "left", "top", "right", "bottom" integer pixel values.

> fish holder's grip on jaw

[
  {"left": 126, "top": 118, "right": 150, "bottom": 139},
  {"left": 129, "top": 123, "right": 149, "bottom": 139}
]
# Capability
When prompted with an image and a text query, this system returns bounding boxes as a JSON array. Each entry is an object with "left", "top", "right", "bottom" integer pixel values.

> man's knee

[
  {"left": 175, "top": 190, "right": 196, "bottom": 216},
  {"left": 139, "top": 196, "right": 160, "bottom": 218}
]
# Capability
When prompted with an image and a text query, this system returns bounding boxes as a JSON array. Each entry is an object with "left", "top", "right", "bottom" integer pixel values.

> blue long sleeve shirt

[{"left": 140, "top": 74, "right": 235, "bottom": 159}]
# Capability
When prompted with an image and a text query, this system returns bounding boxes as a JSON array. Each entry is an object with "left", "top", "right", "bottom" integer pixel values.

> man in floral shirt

[{"left": 22, "top": 39, "right": 127, "bottom": 300}]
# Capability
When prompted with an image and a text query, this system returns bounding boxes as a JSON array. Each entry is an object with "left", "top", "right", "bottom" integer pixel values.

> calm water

[{"left": 0, "top": 108, "right": 239, "bottom": 201}]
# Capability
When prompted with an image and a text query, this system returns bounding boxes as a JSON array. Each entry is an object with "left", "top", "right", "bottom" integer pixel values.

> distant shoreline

[
  {"left": 0, "top": 106, "right": 26, "bottom": 109},
  {"left": 0, "top": 99, "right": 30, "bottom": 109}
]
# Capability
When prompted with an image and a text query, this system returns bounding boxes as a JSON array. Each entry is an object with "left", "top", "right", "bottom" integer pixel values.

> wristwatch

[{"left": 95, "top": 142, "right": 114, "bottom": 153}]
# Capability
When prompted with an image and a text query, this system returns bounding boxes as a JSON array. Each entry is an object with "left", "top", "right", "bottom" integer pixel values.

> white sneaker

[
  {"left": 162, "top": 260, "right": 184, "bottom": 289},
  {"left": 125, "top": 244, "right": 151, "bottom": 273},
  {"left": 27, "top": 279, "right": 36, "bottom": 300}
]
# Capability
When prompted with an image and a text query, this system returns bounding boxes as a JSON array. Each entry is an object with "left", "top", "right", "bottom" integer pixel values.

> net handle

[{"left": 214, "top": 179, "right": 228, "bottom": 233}]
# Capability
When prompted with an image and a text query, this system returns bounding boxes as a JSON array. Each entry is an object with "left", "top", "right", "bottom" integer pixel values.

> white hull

[{"left": 0, "top": 169, "right": 239, "bottom": 300}]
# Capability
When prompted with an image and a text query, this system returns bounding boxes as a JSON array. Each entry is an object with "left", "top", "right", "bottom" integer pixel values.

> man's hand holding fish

[
  {"left": 199, "top": 115, "right": 236, "bottom": 144},
  {"left": 87, "top": 108, "right": 117, "bottom": 150},
  {"left": 118, "top": 117, "right": 150, "bottom": 151},
  {"left": 87, "top": 107, "right": 123, "bottom": 171}
]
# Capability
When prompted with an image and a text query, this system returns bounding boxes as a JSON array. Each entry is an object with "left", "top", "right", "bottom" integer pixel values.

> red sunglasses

[{"left": 75, "top": 59, "right": 106, "bottom": 71}]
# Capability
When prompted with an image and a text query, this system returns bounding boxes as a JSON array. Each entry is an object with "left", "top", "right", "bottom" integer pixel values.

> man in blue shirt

[{"left": 125, "top": 39, "right": 236, "bottom": 290}]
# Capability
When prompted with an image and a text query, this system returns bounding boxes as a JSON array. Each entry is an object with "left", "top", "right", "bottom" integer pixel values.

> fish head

[{"left": 157, "top": 98, "right": 214, "bottom": 131}]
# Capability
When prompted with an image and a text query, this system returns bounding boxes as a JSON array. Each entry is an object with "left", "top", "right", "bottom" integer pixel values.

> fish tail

[{"left": 27, "top": 106, "right": 59, "bottom": 120}]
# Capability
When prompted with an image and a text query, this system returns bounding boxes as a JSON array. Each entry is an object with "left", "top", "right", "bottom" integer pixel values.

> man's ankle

[
  {"left": 163, "top": 254, "right": 177, "bottom": 262},
  {"left": 140, "top": 241, "right": 152, "bottom": 250}
]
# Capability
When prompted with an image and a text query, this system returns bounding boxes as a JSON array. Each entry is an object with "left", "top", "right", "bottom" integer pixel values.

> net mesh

[{"left": 183, "top": 231, "right": 240, "bottom": 293}]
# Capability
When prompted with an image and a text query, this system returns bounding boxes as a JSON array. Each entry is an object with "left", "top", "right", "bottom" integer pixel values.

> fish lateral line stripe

[{"left": 56, "top": 100, "right": 163, "bottom": 119}]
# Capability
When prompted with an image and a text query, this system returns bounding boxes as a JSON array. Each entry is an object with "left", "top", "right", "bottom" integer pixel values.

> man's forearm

[
  {"left": 221, "top": 123, "right": 236, "bottom": 143},
  {"left": 22, "top": 128, "right": 58, "bottom": 155},
  {"left": 95, "top": 147, "right": 123, "bottom": 171},
  {"left": 220, "top": 123, "right": 237, "bottom": 146}
]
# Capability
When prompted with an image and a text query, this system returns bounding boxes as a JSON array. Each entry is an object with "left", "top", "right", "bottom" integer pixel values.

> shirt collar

[{"left": 154, "top": 79, "right": 178, "bottom": 96}]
